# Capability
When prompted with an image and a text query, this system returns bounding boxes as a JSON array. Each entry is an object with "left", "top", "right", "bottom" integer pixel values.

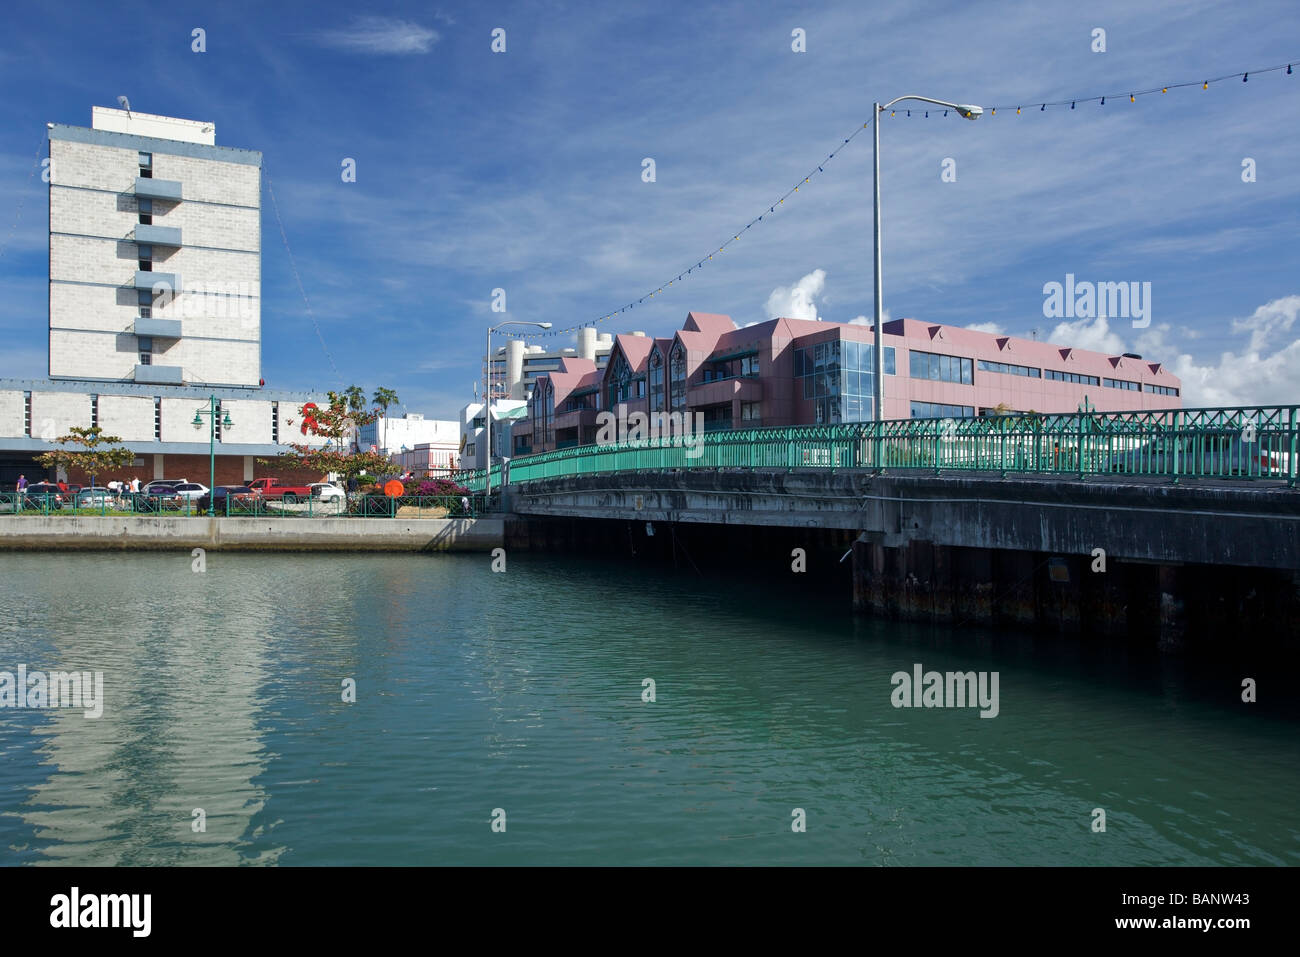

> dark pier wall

[
  {"left": 508, "top": 514, "right": 1300, "bottom": 651},
  {"left": 851, "top": 538, "right": 1300, "bottom": 650}
]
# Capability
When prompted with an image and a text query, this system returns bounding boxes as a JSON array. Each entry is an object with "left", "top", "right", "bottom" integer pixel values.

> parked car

[
  {"left": 134, "top": 484, "right": 187, "bottom": 512},
  {"left": 310, "top": 482, "right": 345, "bottom": 502},
  {"left": 143, "top": 479, "right": 188, "bottom": 494},
  {"left": 72, "top": 487, "right": 117, "bottom": 509},
  {"left": 1107, "top": 430, "right": 1287, "bottom": 477},
  {"left": 22, "top": 482, "right": 64, "bottom": 508},
  {"left": 247, "top": 477, "right": 315, "bottom": 503},
  {"left": 169, "top": 483, "right": 210, "bottom": 505},
  {"left": 196, "top": 485, "right": 260, "bottom": 513}
]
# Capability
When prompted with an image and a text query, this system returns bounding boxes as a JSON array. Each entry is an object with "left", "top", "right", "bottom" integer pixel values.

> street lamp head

[
  {"left": 191, "top": 413, "right": 203, "bottom": 429},
  {"left": 956, "top": 104, "right": 983, "bottom": 120},
  {"left": 222, "top": 412, "right": 233, "bottom": 428}
]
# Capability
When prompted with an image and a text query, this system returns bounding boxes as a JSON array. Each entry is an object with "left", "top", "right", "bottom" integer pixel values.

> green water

[{"left": 0, "top": 551, "right": 1296, "bottom": 865}]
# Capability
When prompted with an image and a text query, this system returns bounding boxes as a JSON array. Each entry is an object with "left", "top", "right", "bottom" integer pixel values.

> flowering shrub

[{"left": 416, "top": 479, "right": 471, "bottom": 497}]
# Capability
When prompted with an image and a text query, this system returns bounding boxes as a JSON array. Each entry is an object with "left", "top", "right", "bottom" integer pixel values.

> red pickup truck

[{"left": 246, "top": 478, "right": 315, "bottom": 503}]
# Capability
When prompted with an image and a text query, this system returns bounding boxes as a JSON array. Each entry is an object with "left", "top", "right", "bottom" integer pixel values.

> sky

[{"left": 0, "top": 0, "right": 1297, "bottom": 418}]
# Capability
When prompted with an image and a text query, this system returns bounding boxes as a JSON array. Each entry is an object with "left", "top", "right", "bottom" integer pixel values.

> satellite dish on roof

[{"left": 116, "top": 95, "right": 132, "bottom": 117}]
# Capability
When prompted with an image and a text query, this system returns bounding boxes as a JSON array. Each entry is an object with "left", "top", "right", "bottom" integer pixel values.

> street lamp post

[
  {"left": 872, "top": 96, "right": 982, "bottom": 422},
  {"left": 192, "top": 395, "right": 233, "bottom": 516},
  {"left": 484, "top": 320, "right": 552, "bottom": 499}
]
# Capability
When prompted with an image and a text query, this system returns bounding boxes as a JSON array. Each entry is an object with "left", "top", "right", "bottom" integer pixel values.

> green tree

[
  {"left": 342, "top": 385, "right": 367, "bottom": 450},
  {"left": 260, "top": 389, "right": 397, "bottom": 493},
  {"left": 35, "top": 426, "right": 136, "bottom": 486}
]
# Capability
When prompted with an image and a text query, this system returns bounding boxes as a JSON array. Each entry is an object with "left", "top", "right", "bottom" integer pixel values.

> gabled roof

[
  {"left": 534, "top": 357, "right": 600, "bottom": 406},
  {"left": 683, "top": 311, "right": 736, "bottom": 335},
  {"left": 612, "top": 333, "right": 653, "bottom": 371}
]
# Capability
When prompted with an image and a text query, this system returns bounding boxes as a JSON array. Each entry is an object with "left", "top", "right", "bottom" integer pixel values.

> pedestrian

[
  {"left": 57, "top": 478, "right": 68, "bottom": 493},
  {"left": 16, "top": 474, "right": 26, "bottom": 492},
  {"left": 130, "top": 476, "right": 140, "bottom": 493},
  {"left": 460, "top": 495, "right": 470, "bottom": 515}
]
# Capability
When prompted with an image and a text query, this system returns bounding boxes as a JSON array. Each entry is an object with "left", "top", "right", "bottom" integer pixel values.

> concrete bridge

[{"left": 474, "top": 407, "right": 1300, "bottom": 647}]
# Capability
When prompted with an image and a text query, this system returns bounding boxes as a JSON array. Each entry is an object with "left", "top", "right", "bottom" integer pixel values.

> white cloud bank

[{"left": 1048, "top": 295, "right": 1300, "bottom": 407}]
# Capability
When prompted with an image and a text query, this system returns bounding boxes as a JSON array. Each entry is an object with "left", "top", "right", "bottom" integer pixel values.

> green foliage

[{"left": 35, "top": 426, "right": 136, "bottom": 481}]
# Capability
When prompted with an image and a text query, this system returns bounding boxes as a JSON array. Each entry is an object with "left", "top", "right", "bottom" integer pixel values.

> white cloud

[
  {"left": 1050, "top": 296, "right": 1300, "bottom": 407},
  {"left": 1048, "top": 314, "right": 1127, "bottom": 355},
  {"left": 1232, "top": 295, "right": 1299, "bottom": 355},
  {"left": 765, "top": 269, "right": 825, "bottom": 321},
  {"left": 848, "top": 309, "right": 889, "bottom": 326},
  {"left": 966, "top": 321, "right": 1005, "bottom": 335},
  {"left": 311, "top": 17, "right": 439, "bottom": 55}
]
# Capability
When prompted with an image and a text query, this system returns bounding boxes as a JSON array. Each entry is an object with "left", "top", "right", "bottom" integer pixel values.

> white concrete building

[
  {"left": 49, "top": 106, "right": 262, "bottom": 387},
  {"left": 485, "top": 327, "right": 620, "bottom": 401},
  {"left": 357, "top": 413, "right": 459, "bottom": 459},
  {"left": 459, "top": 399, "right": 528, "bottom": 470},
  {"left": 0, "top": 106, "right": 327, "bottom": 488}
]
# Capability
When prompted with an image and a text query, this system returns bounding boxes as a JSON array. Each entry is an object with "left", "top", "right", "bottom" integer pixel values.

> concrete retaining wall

[{"left": 0, "top": 515, "right": 505, "bottom": 552}]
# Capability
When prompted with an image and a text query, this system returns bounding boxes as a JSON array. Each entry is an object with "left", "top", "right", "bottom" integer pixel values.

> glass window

[
  {"left": 961, "top": 358, "right": 973, "bottom": 385},
  {"left": 884, "top": 347, "right": 896, "bottom": 376},
  {"left": 844, "top": 339, "right": 859, "bottom": 368}
]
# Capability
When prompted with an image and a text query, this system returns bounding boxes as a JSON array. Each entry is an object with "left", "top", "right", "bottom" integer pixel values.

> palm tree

[
  {"left": 343, "top": 385, "right": 366, "bottom": 451},
  {"left": 372, "top": 387, "right": 400, "bottom": 454}
]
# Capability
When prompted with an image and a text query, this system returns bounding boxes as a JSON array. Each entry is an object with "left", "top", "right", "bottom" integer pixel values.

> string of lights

[
  {"left": 883, "top": 59, "right": 1295, "bottom": 117},
  {"left": 514, "top": 57, "right": 1295, "bottom": 339},
  {"left": 265, "top": 169, "right": 346, "bottom": 386}
]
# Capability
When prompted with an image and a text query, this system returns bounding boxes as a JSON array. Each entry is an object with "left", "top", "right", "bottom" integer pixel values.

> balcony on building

[
  {"left": 132, "top": 317, "right": 182, "bottom": 340},
  {"left": 133, "top": 223, "right": 181, "bottom": 247},
  {"left": 134, "top": 177, "right": 182, "bottom": 202},
  {"left": 134, "top": 270, "right": 179, "bottom": 293},
  {"left": 133, "top": 364, "right": 183, "bottom": 385}
]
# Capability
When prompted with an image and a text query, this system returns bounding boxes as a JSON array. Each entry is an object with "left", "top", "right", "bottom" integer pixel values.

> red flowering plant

[{"left": 258, "top": 388, "right": 396, "bottom": 494}]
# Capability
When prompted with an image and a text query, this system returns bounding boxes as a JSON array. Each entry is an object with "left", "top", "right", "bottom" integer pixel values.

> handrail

[{"left": 449, "top": 405, "right": 1300, "bottom": 491}]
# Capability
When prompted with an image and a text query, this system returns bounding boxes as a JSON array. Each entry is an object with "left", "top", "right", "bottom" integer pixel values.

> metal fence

[
  {"left": 450, "top": 405, "right": 1300, "bottom": 489},
  {"left": 0, "top": 491, "right": 488, "bottom": 518}
]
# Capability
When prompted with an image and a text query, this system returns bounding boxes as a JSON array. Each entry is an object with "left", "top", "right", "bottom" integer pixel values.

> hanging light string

[
  {"left": 884, "top": 58, "right": 1295, "bottom": 118},
  {"left": 511, "top": 56, "right": 1295, "bottom": 339},
  {"left": 265, "top": 169, "right": 346, "bottom": 386},
  {"left": 0, "top": 132, "right": 49, "bottom": 263},
  {"left": 515, "top": 121, "right": 877, "bottom": 339}
]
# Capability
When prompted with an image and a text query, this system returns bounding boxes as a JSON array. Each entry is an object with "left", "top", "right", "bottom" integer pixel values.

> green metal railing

[
  {"left": 0, "top": 491, "right": 487, "bottom": 518},
  {"left": 450, "top": 405, "right": 1300, "bottom": 490}
]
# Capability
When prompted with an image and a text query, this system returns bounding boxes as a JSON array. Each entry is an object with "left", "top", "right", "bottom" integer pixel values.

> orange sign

[{"left": 383, "top": 479, "right": 405, "bottom": 498}]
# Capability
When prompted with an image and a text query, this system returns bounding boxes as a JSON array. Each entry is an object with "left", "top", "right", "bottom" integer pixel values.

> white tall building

[
  {"left": 48, "top": 106, "right": 262, "bottom": 387},
  {"left": 485, "top": 327, "right": 620, "bottom": 401},
  {"left": 0, "top": 106, "right": 327, "bottom": 488}
]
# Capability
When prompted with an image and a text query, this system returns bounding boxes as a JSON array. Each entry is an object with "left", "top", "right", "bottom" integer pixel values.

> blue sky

[{"left": 0, "top": 0, "right": 1297, "bottom": 417}]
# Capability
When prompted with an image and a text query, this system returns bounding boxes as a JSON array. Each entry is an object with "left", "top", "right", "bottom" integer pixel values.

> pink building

[{"left": 513, "top": 312, "right": 1182, "bottom": 453}]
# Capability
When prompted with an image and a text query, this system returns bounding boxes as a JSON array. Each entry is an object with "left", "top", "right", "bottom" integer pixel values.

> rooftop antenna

[
  {"left": 1029, "top": 327, "right": 1042, "bottom": 341},
  {"left": 116, "top": 95, "right": 132, "bottom": 118}
]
